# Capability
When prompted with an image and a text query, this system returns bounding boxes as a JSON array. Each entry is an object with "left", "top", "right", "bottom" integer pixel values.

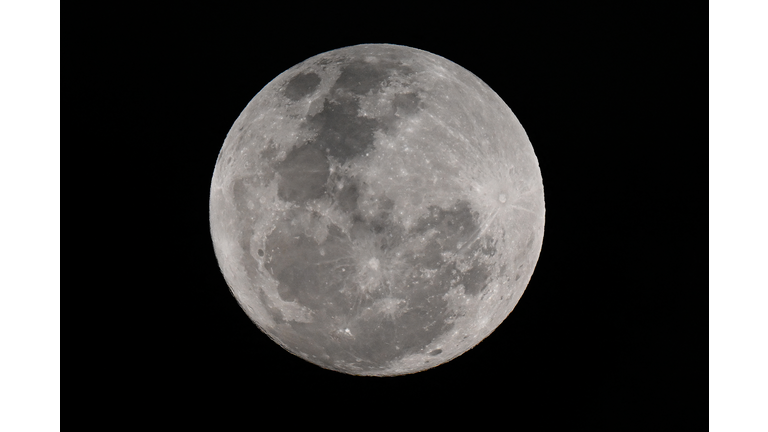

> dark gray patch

[
  {"left": 316, "top": 57, "right": 335, "bottom": 67},
  {"left": 481, "top": 240, "right": 497, "bottom": 257},
  {"left": 339, "top": 301, "right": 453, "bottom": 368},
  {"left": 412, "top": 200, "right": 480, "bottom": 266},
  {"left": 406, "top": 200, "right": 495, "bottom": 301},
  {"left": 231, "top": 177, "right": 259, "bottom": 252},
  {"left": 342, "top": 319, "right": 399, "bottom": 366},
  {"left": 353, "top": 195, "right": 401, "bottom": 251},
  {"left": 368, "top": 212, "right": 387, "bottom": 235},
  {"left": 372, "top": 214, "right": 405, "bottom": 254},
  {"left": 284, "top": 72, "right": 321, "bottom": 101},
  {"left": 307, "top": 98, "right": 378, "bottom": 163},
  {"left": 375, "top": 91, "right": 425, "bottom": 136},
  {"left": 429, "top": 349, "right": 442, "bottom": 356},
  {"left": 259, "top": 140, "right": 278, "bottom": 160},
  {"left": 231, "top": 177, "right": 252, "bottom": 215},
  {"left": 257, "top": 249, "right": 264, "bottom": 257},
  {"left": 275, "top": 144, "right": 329, "bottom": 204},
  {"left": 333, "top": 60, "right": 395, "bottom": 95},
  {"left": 513, "top": 236, "right": 536, "bottom": 268},
  {"left": 515, "top": 273, "right": 521, "bottom": 281},
  {"left": 287, "top": 59, "right": 417, "bottom": 171},
  {"left": 265, "top": 221, "right": 357, "bottom": 315},
  {"left": 455, "top": 262, "right": 492, "bottom": 296},
  {"left": 377, "top": 195, "right": 395, "bottom": 211},
  {"left": 329, "top": 174, "right": 360, "bottom": 214},
  {"left": 261, "top": 291, "right": 285, "bottom": 324},
  {"left": 349, "top": 215, "right": 374, "bottom": 241},
  {"left": 392, "top": 92, "right": 420, "bottom": 117},
  {"left": 238, "top": 227, "right": 256, "bottom": 275},
  {"left": 394, "top": 307, "right": 454, "bottom": 356},
  {"left": 413, "top": 201, "right": 478, "bottom": 239},
  {"left": 270, "top": 322, "right": 338, "bottom": 369}
]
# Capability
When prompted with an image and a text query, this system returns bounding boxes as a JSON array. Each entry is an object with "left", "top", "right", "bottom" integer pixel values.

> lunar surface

[{"left": 209, "top": 44, "right": 545, "bottom": 376}]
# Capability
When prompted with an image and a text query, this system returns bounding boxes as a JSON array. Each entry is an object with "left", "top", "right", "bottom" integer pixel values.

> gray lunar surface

[{"left": 209, "top": 44, "right": 545, "bottom": 376}]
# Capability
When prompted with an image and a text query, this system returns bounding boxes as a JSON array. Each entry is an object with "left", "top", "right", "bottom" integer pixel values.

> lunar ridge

[{"left": 210, "top": 44, "right": 545, "bottom": 376}]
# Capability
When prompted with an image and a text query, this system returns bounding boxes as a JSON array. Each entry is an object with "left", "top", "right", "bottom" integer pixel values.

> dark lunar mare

[
  {"left": 275, "top": 57, "right": 418, "bottom": 207},
  {"left": 306, "top": 98, "right": 379, "bottom": 163},
  {"left": 275, "top": 145, "right": 330, "bottom": 203},
  {"left": 260, "top": 198, "right": 494, "bottom": 372},
  {"left": 283, "top": 72, "right": 321, "bottom": 101}
]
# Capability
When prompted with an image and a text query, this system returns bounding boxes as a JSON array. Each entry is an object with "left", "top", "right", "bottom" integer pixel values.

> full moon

[{"left": 209, "top": 44, "right": 545, "bottom": 376}]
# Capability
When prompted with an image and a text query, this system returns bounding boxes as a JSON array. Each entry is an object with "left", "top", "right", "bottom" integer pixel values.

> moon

[{"left": 209, "top": 44, "right": 545, "bottom": 376}]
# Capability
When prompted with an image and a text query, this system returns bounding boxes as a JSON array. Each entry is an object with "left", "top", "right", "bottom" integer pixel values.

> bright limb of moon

[{"left": 209, "top": 44, "right": 545, "bottom": 376}]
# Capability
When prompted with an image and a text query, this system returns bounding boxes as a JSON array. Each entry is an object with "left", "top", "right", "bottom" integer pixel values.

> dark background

[{"left": 94, "top": 4, "right": 703, "bottom": 428}]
